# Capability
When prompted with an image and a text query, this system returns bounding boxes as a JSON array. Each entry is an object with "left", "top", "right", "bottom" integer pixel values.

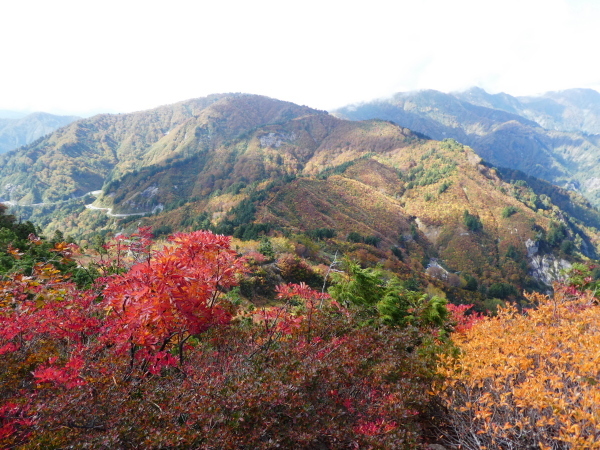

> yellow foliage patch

[{"left": 436, "top": 289, "right": 600, "bottom": 448}]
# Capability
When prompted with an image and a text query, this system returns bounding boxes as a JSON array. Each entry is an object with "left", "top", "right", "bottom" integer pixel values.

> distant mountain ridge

[
  {"left": 334, "top": 87, "right": 600, "bottom": 208},
  {"left": 0, "top": 112, "right": 80, "bottom": 154},
  {"left": 455, "top": 87, "right": 600, "bottom": 135},
  {"left": 0, "top": 110, "right": 30, "bottom": 120}
]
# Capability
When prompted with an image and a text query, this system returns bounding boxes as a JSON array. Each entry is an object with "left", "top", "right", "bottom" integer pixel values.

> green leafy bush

[
  {"left": 501, "top": 206, "right": 518, "bottom": 218},
  {"left": 463, "top": 210, "right": 483, "bottom": 232},
  {"left": 306, "top": 228, "right": 336, "bottom": 240},
  {"left": 347, "top": 231, "right": 363, "bottom": 243},
  {"left": 328, "top": 260, "right": 449, "bottom": 329},
  {"left": 487, "top": 282, "right": 518, "bottom": 299}
]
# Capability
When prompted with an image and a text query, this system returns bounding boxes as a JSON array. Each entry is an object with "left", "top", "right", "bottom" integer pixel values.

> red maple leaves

[
  {"left": 0, "top": 229, "right": 444, "bottom": 448},
  {"left": 33, "top": 355, "right": 86, "bottom": 388},
  {"left": 101, "top": 231, "right": 247, "bottom": 357},
  {"left": 0, "top": 229, "right": 249, "bottom": 445}
]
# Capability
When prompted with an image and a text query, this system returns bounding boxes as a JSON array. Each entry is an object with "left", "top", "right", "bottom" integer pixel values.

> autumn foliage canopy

[
  {"left": 0, "top": 229, "right": 449, "bottom": 449},
  {"left": 4, "top": 224, "right": 600, "bottom": 449}
]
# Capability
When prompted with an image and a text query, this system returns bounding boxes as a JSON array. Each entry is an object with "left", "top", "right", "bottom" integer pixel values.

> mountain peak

[{"left": 0, "top": 112, "right": 81, "bottom": 154}]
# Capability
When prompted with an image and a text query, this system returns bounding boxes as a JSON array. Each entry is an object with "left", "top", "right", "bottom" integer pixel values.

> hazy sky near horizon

[{"left": 2, "top": 0, "right": 599, "bottom": 116}]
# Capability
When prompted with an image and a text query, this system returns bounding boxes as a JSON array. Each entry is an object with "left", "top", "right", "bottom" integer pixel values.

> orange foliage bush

[{"left": 436, "top": 288, "right": 600, "bottom": 449}]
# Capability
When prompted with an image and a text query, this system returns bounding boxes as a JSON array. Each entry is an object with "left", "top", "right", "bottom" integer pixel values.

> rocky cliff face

[{"left": 526, "top": 239, "right": 571, "bottom": 288}]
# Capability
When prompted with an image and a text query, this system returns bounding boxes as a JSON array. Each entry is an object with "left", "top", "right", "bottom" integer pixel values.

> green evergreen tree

[{"left": 258, "top": 236, "right": 275, "bottom": 260}]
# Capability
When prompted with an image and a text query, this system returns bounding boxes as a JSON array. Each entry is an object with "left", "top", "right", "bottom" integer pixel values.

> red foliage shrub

[
  {"left": 446, "top": 303, "right": 484, "bottom": 334},
  {"left": 0, "top": 231, "right": 446, "bottom": 449}
]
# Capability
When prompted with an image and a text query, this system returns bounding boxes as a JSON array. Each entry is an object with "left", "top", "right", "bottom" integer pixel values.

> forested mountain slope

[
  {"left": 0, "top": 94, "right": 321, "bottom": 203},
  {"left": 3, "top": 93, "right": 600, "bottom": 298}
]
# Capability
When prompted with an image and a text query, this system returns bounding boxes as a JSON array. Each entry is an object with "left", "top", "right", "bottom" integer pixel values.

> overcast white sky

[{"left": 1, "top": 0, "right": 599, "bottom": 116}]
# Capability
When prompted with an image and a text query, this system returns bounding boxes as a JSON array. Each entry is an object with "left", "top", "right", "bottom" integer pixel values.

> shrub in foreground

[
  {"left": 436, "top": 286, "right": 600, "bottom": 449},
  {"left": 0, "top": 230, "right": 450, "bottom": 449}
]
